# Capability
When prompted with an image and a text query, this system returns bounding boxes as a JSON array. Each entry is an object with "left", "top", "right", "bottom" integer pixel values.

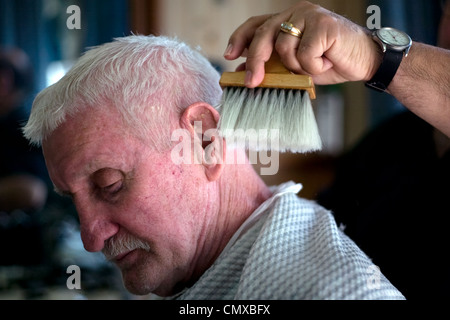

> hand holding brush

[{"left": 223, "top": 0, "right": 450, "bottom": 139}]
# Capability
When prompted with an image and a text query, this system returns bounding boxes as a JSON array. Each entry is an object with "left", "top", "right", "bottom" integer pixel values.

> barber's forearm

[{"left": 387, "top": 42, "right": 450, "bottom": 137}]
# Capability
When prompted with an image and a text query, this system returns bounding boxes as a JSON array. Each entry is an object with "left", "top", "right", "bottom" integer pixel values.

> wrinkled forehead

[
  {"left": 44, "top": 105, "right": 126, "bottom": 148},
  {"left": 42, "top": 107, "right": 137, "bottom": 175}
]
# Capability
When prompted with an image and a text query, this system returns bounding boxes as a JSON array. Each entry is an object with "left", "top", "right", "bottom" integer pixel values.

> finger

[
  {"left": 234, "top": 62, "right": 246, "bottom": 72},
  {"left": 224, "top": 14, "right": 273, "bottom": 61},
  {"left": 244, "top": 14, "right": 290, "bottom": 87},
  {"left": 275, "top": 19, "right": 305, "bottom": 73}
]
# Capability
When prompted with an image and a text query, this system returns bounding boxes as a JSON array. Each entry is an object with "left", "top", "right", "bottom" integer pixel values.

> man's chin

[
  {"left": 121, "top": 268, "right": 154, "bottom": 296},
  {"left": 123, "top": 280, "right": 152, "bottom": 296},
  {"left": 118, "top": 257, "right": 167, "bottom": 297},
  {"left": 121, "top": 268, "right": 183, "bottom": 298},
  {"left": 116, "top": 252, "right": 179, "bottom": 297}
]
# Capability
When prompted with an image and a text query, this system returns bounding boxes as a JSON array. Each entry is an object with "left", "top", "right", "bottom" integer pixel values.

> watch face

[{"left": 377, "top": 27, "right": 411, "bottom": 47}]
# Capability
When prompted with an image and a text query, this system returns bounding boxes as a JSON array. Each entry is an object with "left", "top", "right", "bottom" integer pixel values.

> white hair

[{"left": 23, "top": 35, "right": 222, "bottom": 150}]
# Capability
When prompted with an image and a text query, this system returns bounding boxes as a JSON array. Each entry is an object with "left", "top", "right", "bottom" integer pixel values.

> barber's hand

[{"left": 223, "top": 1, "right": 382, "bottom": 87}]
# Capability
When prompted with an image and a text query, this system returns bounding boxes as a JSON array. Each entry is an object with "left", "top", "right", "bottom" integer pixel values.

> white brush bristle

[{"left": 218, "top": 87, "right": 322, "bottom": 153}]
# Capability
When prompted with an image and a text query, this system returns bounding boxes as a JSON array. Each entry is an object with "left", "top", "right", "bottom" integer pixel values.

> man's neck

[{"left": 186, "top": 154, "right": 272, "bottom": 288}]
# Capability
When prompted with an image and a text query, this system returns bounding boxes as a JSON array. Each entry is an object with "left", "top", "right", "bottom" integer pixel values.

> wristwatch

[{"left": 366, "top": 27, "right": 412, "bottom": 92}]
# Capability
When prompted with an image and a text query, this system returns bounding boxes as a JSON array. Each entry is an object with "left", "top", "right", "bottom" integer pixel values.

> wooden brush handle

[
  {"left": 264, "top": 53, "right": 291, "bottom": 74},
  {"left": 219, "top": 53, "right": 316, "bottom": 99}
]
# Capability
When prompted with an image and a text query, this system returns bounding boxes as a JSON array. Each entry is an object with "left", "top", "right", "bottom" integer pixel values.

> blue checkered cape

[{"left": 175, "top": 182, "right": 405, "bottom": 300}]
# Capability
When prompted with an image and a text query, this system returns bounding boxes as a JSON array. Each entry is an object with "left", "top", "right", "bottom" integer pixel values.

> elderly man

[{"left": 23, "top": 35, "right": 403, "bottom": 299}]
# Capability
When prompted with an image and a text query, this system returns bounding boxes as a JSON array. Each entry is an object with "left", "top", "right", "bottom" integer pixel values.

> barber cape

[{"left": 174, "top": 182, "right": 405, "bottom": 300}]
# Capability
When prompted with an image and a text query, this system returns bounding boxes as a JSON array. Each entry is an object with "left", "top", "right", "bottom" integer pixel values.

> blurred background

[{"left": 0, "top": 0, "right": 444, "bottom": 299}]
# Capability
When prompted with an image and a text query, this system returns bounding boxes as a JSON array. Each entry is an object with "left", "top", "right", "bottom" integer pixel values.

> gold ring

[{"left": 280, "top": 22, "right": 302, "bottom": 38}]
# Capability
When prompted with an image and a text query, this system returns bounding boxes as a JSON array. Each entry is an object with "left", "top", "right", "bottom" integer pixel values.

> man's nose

[{"left": 73, "top": 197, "right": 119, "bottom": 252}]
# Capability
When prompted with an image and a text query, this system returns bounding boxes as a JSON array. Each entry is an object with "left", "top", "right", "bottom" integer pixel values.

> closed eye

[
  {"left": 102, "top": 180, "right": 123, "bottom": 195},
  {"left": 91, "top": 168, "right": 125, "bottom": 200}
]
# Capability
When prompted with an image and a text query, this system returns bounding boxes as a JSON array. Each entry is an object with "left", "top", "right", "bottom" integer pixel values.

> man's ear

[{"left": 180, "top": 102, "right": 226, "bottom": 181}]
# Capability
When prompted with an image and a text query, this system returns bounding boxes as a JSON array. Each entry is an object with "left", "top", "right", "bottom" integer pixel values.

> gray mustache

[{"left": 102, "top": 233, "right": 151, "bottom": 261}]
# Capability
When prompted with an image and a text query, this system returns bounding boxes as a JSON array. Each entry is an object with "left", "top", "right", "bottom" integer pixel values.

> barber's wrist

[
  {"left": 365, "top": 31, "right": 383, "bottom": 82},
  {"left": 385, "top": 41, "right": 416, "bottom": 93}
]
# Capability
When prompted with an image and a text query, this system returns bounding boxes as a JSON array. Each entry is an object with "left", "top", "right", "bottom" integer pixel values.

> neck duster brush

[{"left": 218, "top": 54, "right": 322, "bottom": 153}]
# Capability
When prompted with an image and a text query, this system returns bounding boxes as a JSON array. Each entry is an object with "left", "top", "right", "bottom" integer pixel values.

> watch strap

[{"left": 365, "top": 49, "right": 404, "bottom": 92}]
